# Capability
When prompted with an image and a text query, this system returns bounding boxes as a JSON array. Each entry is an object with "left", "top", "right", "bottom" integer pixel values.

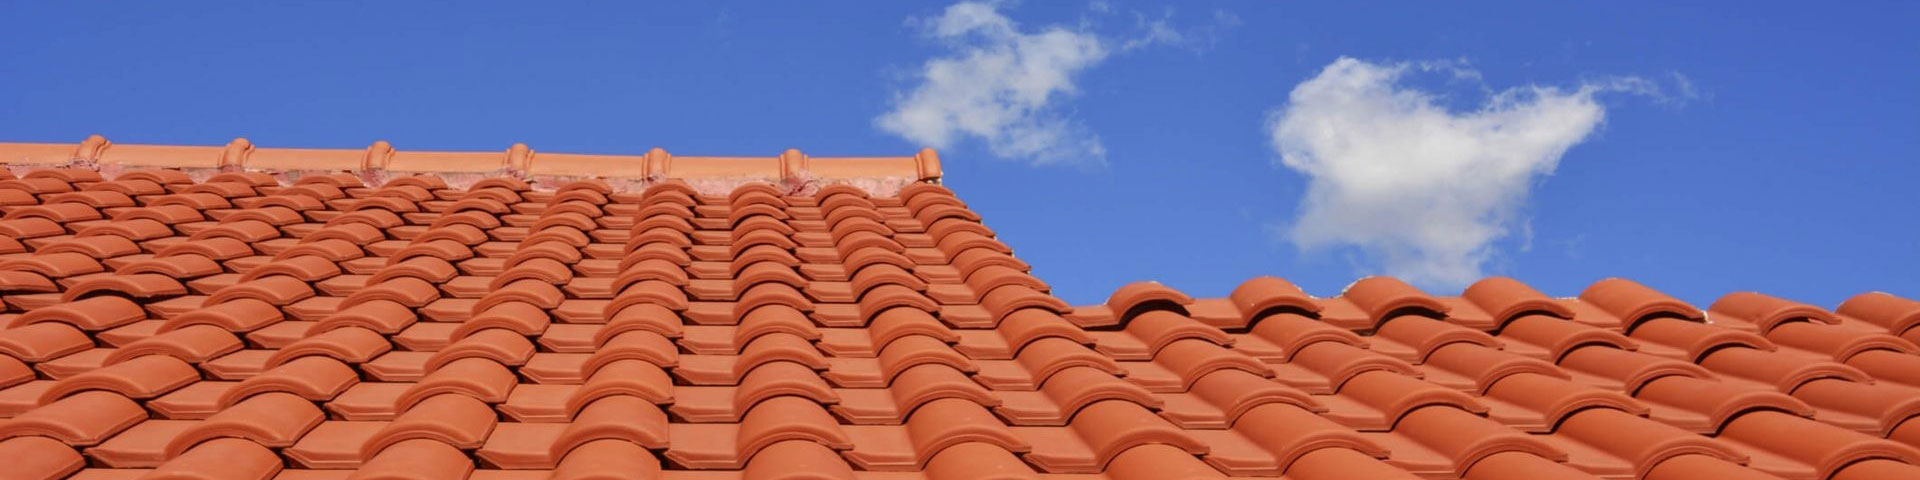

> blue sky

[{"left": 4, "top": 1, "right": 1916, "bottom": 308}]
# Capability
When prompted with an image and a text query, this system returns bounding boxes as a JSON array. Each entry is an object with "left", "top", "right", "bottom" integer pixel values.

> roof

[{"left": 3, "top": 137, "right": 1920, "bottom": 480}]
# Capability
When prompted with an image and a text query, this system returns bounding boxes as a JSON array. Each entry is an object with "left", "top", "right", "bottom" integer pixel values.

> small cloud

[
  {"left": 1266, "top": 57, "right": 1680, "bottom": 288},
  {"left": 876, "top": 1, "right": 1111, "bottom": 166},
  {"left": 876, "top": 2, "right": 1237, "bottom": 167}
]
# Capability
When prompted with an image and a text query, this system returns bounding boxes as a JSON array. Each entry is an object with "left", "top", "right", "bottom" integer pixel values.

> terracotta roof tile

[{"left": 2, "top": 138, "right": 1919, "bottom": 478}]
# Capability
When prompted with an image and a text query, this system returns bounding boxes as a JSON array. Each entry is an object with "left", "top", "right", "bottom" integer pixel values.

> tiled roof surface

[{"left": 3, "top": 139, "right": 1920, "bottom": 480}]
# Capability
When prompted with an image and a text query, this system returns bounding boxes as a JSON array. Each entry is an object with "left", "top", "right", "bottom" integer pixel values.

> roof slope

[{"left": 2, "top": 139, "right": 1920, "bottom": 480}]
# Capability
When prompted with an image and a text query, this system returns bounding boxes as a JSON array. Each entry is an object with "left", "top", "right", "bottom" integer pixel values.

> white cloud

[
  {"left": 877, "top": 2, "right": 1237, "bottom": 166},
  {"left": 1267, "top": 57, "right": 1671, "bottom": 288},
  {"left": 876, "top": 2, "right": 1110, "bottom": 166}
]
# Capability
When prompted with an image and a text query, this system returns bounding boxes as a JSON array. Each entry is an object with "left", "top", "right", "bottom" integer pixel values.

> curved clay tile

[
  {"left": 221, "top": 205, "right": 303, "bottom": 225},
  {"left": 1337, "top": 370, "right": 1488, "bottom": 425},
  {"left": 730, "top": 305, "right": 821, "bottom": 349},
  {"left": 736, "top": 262, "right": 810, "bottom": 293},
  {"left": 11, "top": 295, "right": 145, "bottom": 331},
  {"left": 825, "top": 211, "right": 889, "bottom": 240},
  {"left": 1026, "top": 366, "right": 1162, "bottom": 424},
  {"left": 921, "top": 442, "right": 1039, "bottom": 480},
  {"left": 102, "top": 325, "right": 241, "bottom": 365},
  {"left": 4, "top": 203, "right": 102, "bottom": 223},
  {"left": 857, "top": 284, "right": 938, "bottom": 321},
  {"left": 249, "top": 193, "right": 326, "bottom": 212},
  {"left": 960, "top": 265, "right": 1046, "bottom": 299},
  {"left": 1769, "top": 319, "right": 1918, "bottom": 362},
  {"left": 1497, "top": 314, "right": 1636, "bottom": 362},
  {"left": 841, "top": 248, "right": 916, "bottom": 276},
  {"left": 1374, "top": 316, "right": 1501, "bottom": 363},
  {"left": 60, "top": 273, "right": 189, "bottom": 302},
  {"left": 868, "top": 307, "right": 959, "bottom": 353},
  {"left": 1104, "top": 282, "right": 1196, "bottom": 322},
  {"left": 1711, "top": 291, "right": 1840, "bottom": 333},
  {"left": 848, "top": 263, "right": 926, "bottom": 298},
  {"left": 733, "top": 215, "right": 798, "bottom": 238},
  {"left": 1839, "top": 292, "right": 1920, "bottom": 337},
  {"left": 0, "top": 270, "right": 56, "bottom": 293},
  {"left": 1487, "top": 373, "right": 1647, "bottom": 432},
  {"left": 490, "top": 258, "right": 575, "bottom": 289},
  {"left": 354, "top": 438, "right": 474, "bottom": 480},
  {"left": 368, "top": 257, "right": 457, "bottom": 284},
  {"left": 530, "top": 212, "right": 598, "bottom": 233},
  {"left": 0, "top": 391, "right": 147, "bottom": 445},
  {"left": 339, "top": 277, "right": 437, "bottom": 309},
  {"left": 310, "top": 300, "right": 417, "bottom": 335},
  {"left": 869, "top": 335, "right": 977, "bottom": 384},
  {"left": 740, "top": 440, "right": 856, "bottom": 480},
  {"left": 218, "top": 356, "right": 358, "bottom": 407},
  {"left": 303, "top": 223, "right": 386, "bottom": 246},
  {"left": 1425, "top": 344, "right": 1569, "bottom": 395},
  {"left": 394, "top": 357, "right": 517, "bottom": 410},
  {"left": 0, "top": 322, "right": 92, "bottom": 362},
  {"left": 1233, "top": 403, "right": 1392, "bottom": 474},
  {"left": 550, "top": 438, "right": 663, "bottom": 480},
  {"left": 980, "top": 285, "right": 1070, "bottom": 319},
  {"left": 737, "top": 283, "right": 819, "bottom": 319},
  {"left": 411, "top": 223, "right": 490, "bottom": 246},
  {"left": 238, "top": 256, "right": 342, "bottom": 283},
  {"left": 1794, "top": 379, "right": 1920, "bottom": 436},
  {"left": 1243, "top": 313, "right": 1366, "bottom": 363},
  {"left": 568, "top": 359, "right": 676, "bottom": 416},
  {"left": 599, "top": 304, "right": 686, "bottom": 341},
  {"left": 870, "top": 398, "right": 1030, "bottom": 470},
  {"left": 427, "top": 210, "right": 501, "bottom": 230},
  {"left": 1636, "top": 375, "right": 1815, "bottom": 433},
  {"left": 1396, "top": 405, "right": 1567, "bottom": 475},
  {"left": 388, "top": 238, "right": 476, "bottom": 264},
  {"left": 1629, "top": 317, "right": 1776, "bottom": 362},
  {"left": 444, "top": 197, "right": 511, "bottom": 216},
  {"left": 1340, "top": 277, "right": 1449, "bottom": 324},
  {"left": 1461, "top": 277, "right": 1574, "bottom": 326},
  {"left": 686, "top": 396, "right": 853, "bottom": 470},
  {"left": 1025, "top": 399, "right": 1207, "bottom": 473},
  {"left": 560, "top": 399, "right": 678, "bottom": 454},
  {"left": 37, "top": 235, "right": 140, "bottom": 259},
  {"left": 48, "top": 190, "right": 136, "bottom": 209},
  {"left": 115, "top": 169, "right": 194, "bottom": 185},
  {"left": 1013, "top": 338, "right": 1125, "bottom": 388},
  {"left": 283, "top": 183, "right": 348, "bottom": 201},
  {"left": 1579, "top": 278, "right": 1704, "bottom": 330},
  {"left": 182, "top": 181, "right": 258, "bottom": 199},
  {"left": 2, "top": 252, "right": 106, "bottom": 278},
  {"left": 0, "top": 218, "right": 66, "bottom": 241},
  {"left": 1643, "top": 454, "right": 1786, "bottom": 480},
  {"left": 950, "top": 249, "right": 1030, "bottom": 279},
  {"left": 187, "top": 219, "right": 280, "bottom": 243},
  {"left": 39, "top": 354, "right": 200, "bottom": 403},
  {"left": 1556, "top": 407, "right": 1745, "bottom": 477},
  {"left": 934, "top": 231, "right": 1007, "bottom": 260},
  {"left": 1846, "top": 350, "right": 1920, "bottom": 388},
  {"left": 147, "top": 437, "right": 284, "bottom": 480},
  {"left": 1557, "top": 345, "right": 1712, "bottom": 393},
  {"left": 1698, "top": 347, "right": 1871, "bottom": 392},
  {"left": 458, "top": 302, "right": 552, "bottom": 338},
  {"left": 727, "top": 182, "right": 788, "bottom": 205},
  {"left": 206, "top": 275, "right": 314, "bottom": 306},
  {"left": 728, "top": 246, "right": 801, "bottom": 274},
  {"left": 1289, "top": 342, "right": 1419, "bottom": 391},
  {"left": 1227, "top": 276, "right": 1322, "bottom": 326},
  {"left": 79, "top": 218, "right": 177, "bottom": 241},
  {"left": 727, "top": 203, "right": 791, "bottom": 230},
  {"left": 0, "top": 436, "right": 85, "bottom": 480},
  {"left": 121, "top": 255, "right": 225, "bottom": 279},
  {"left": 1188, "top": 368, "right": 1324, "bottom": 426},
  {"left": 582, "top": 330, "right": 680, "bottom": 374},
  {"left": 424, "top": 329, "right": 535, "bottom": 370},
  {"left": 207, "top": 171, "right": 276, "bottom": 186},
  {"left": 921, "top": 216, "right": 994, "bottom": 244},
  {"left": 978, "top": 311, "right": 1091, "bottom": 360},
  {"left": 814, "top": 183, "right": 871, "bottom": 202},
  {"left": 362, "top": 393, "right": 497, "bottom": 456},
  {"left": 606, "top": 279, "right": 690, "bottom": 313},
  {"left": 876, "top": 364, "right": 1000, "bottom": 421},
  {"left": 1721, "top": 410, "right": 1920, "bottom": 479},
  {"left": 1153, "top": 339, "right": 1274, "bottom": 390},
  {"left": 468, "top": 176, "right": 529, "bottom": 192},
  {"left": 163, "top": 392, "right": 323, "bottom": 457}
]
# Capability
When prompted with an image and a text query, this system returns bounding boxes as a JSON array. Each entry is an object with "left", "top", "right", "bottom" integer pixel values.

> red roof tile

[{"left": 3, "top": 137, "right": 1920, "bottom": 479}]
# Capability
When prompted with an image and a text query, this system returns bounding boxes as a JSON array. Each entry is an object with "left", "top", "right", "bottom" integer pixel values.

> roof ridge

[{"left": 0, "top": 135, "right": 942, "bottom": 185}]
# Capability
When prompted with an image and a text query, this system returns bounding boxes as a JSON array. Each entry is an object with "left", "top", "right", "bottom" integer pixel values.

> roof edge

[{"left": 0, "top": 135, "right": 943, "bottom": 187}]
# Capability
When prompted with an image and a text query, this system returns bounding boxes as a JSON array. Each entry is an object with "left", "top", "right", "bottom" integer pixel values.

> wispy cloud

[
  {"left": 876, "top": 2, "right": 1235, "bottom": 167},
  {"left": 1266, "top": 57, "right": 1688, "bottom": 288}
]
